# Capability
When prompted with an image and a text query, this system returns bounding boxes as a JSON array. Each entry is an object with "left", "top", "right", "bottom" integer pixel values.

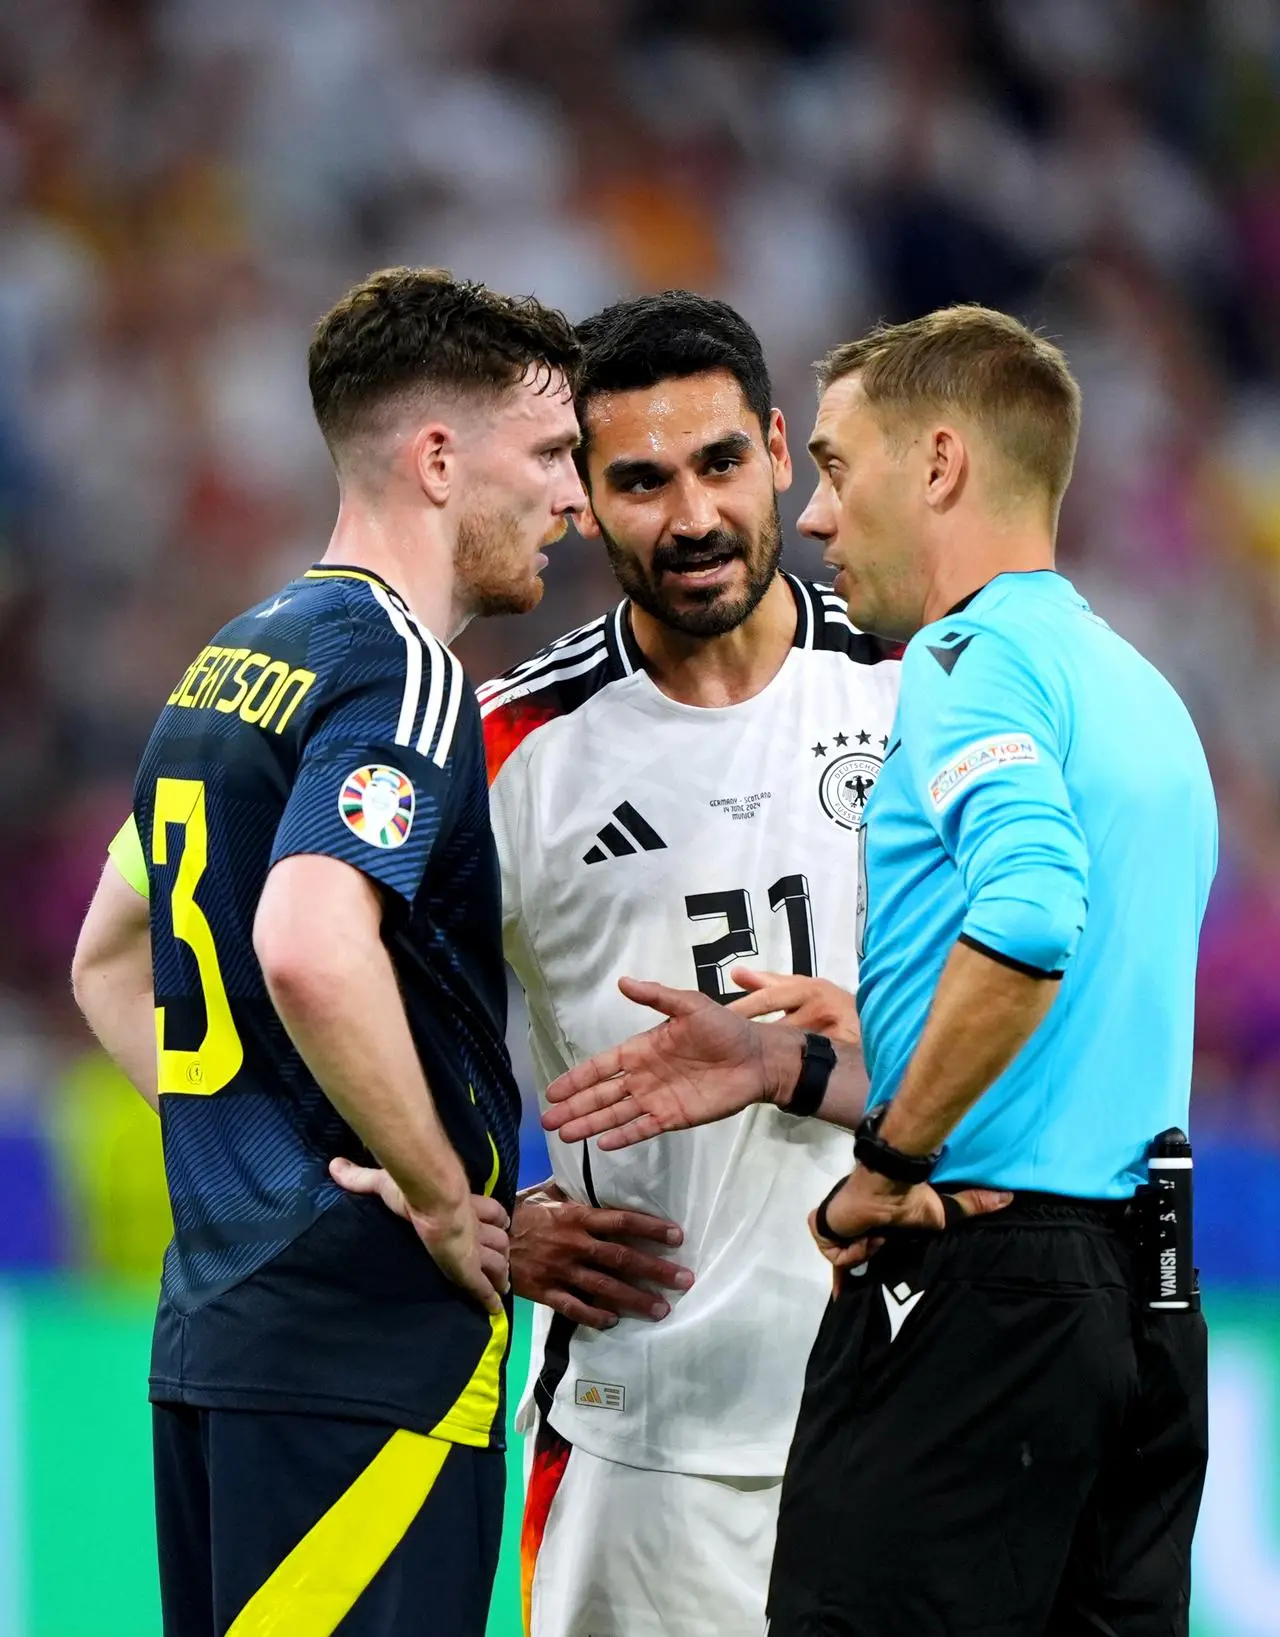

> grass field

[
  {"left": 5, "top": 1285, "right": 533, "bottom": 1637},
  {"left": 4, "top": 1285, "right": 1276, "bottom": 1635}
]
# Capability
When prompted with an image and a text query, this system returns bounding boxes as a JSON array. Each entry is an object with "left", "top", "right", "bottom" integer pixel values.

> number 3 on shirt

[{"left": 152, "top": 778, "right": 244, "bottom": 1096}]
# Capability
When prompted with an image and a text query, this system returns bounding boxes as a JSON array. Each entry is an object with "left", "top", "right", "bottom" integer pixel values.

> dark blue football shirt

[{"left": 118, "top": 565, "right": 517, "bottom": 1443}]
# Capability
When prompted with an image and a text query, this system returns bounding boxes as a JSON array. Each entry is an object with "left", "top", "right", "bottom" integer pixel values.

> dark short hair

[
  {"left": 818, "top": 305, "right": 1082, "bottom": 512},
  {"left": 309, "top": 266, "right": 582, "bottom": 457},
  {"left": 574, "top": 291, "right": 772, "bottom": 465}
]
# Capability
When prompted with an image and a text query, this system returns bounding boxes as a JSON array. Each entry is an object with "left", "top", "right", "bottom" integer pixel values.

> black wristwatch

[
  {"left": 853, "top": 1105, "right": 942, "bottom": 1185},
  {"left": 786, "top": 1031, "right": 837, "bottom": 1117}
]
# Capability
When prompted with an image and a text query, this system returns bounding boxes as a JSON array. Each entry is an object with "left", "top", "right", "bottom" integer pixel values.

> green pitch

[
  {"left": 490, "top": 1304, "right": 532, "bottom": 1633},
  {"left": 7, "top": 1287, "right": 1276, "bottom": 1635},
  {"left": 12, "top": 1288, "right": 531, "bottom": 1637}
]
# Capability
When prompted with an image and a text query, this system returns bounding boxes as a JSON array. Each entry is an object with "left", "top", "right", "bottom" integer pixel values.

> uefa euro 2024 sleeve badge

[
  {"left": 813, "top": 730, "right": 887, "bottom": 831},
  {"left": 339, "top": 764, "right": 415, "bottom": 849}
]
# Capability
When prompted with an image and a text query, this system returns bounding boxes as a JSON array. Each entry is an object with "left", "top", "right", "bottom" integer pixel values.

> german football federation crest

[
  {"left": 818, "top": 746, "right": 883, "bottom": 831},
  {"left": 339, "top": 764, "right": 415, "bottom": 849}
]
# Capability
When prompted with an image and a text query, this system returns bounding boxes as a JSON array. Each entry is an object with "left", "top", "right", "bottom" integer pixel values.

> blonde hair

[{"left": 817, "top": 305, "right": 1082, "bottom": 511}]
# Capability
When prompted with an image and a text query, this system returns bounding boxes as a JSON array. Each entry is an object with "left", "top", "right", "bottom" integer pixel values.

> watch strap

[
  {"left": 788, "top": 1031, "right": 837, "bottom": 1117},
  {"left": 814, "top": 1175, "right": 860, "bottom": 1248},
  {"left": 854, "top": 1105, "right": 942, "bottom": 1185}
]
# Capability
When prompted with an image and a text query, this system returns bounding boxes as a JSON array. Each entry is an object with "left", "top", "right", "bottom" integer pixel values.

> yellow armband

[{"left": 107, "top": 814, "right": 149, "bottom": 899}]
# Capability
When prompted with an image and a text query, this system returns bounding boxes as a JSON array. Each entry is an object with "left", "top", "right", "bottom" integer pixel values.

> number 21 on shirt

[{"left": 685, "top": 873, "right": 817, "bottom": 1002}]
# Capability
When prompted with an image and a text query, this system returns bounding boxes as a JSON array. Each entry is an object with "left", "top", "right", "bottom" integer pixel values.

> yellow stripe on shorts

[
  {"left": 228, "top": 1082, "right": 511, "bottom": 1632},
  {"left": 226, "top": 1308, "right": 509, "bottom": 1632},
  {"left": 226, "top": 1428, "right": 451, "bottom": 1637}
]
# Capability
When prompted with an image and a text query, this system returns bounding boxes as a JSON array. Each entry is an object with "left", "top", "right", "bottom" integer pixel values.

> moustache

[{"left": 652, "top": 531, "right": 747, "bottom": 575}]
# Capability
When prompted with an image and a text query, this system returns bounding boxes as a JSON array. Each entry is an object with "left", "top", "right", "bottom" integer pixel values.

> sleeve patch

[
  {"left": 929, "top": 734, "right": 1040, "bottom": 811},
  {"left": 338, "top": 765, "right": 416, "bottom": 848}
]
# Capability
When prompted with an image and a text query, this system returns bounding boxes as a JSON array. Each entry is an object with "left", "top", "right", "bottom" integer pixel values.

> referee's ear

[{"left": 922, "top": 424, "right": 966, "bottom": 512}]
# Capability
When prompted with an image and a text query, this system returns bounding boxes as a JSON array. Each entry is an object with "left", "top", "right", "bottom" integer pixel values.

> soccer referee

[{"left": 544, "top": 305, "right": 1216, "bottom": 1635}]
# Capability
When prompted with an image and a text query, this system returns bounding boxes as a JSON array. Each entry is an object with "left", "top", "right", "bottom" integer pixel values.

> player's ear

[
  {"left": 413, "top": 423, "right": 456, "bottom": 507},
  {"left": 923, "top": 425, "right": 965, "bottom": 511},
  {"left": 766, "top": 407, "right": 793, "bottom": 494},
  {"left": 576, "top": 499, "right": 603, "bottom": 540}
]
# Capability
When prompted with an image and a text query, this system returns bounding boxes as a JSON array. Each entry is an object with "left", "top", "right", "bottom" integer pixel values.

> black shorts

[
  {"left": 153, "top": 1404, "right": 504, "bottom": 1637},
  {"left": 767, "top": 1196, "right": 1208, "bottom": 1637}
]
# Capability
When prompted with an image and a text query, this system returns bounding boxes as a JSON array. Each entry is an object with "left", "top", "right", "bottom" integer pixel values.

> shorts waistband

[{"left": 937, "top": 1186, "right": 1134, "bottom": 1229}]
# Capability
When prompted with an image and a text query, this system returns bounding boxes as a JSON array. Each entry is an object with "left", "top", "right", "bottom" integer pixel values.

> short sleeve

[
  {"left": 899, "top": 624, "right": 1089, "bottom": 976},
  {"left": 481, "top": 688, "right": 566, "bottom": 967},
  {"left": 482, "top": 703, "right": 529, "bottom": 959},
  {"left": 271, "top": 618, "right": 466, "bottom": 911},
  {"left": 108, "top": 813, "right": 149, "bottom": 898}
]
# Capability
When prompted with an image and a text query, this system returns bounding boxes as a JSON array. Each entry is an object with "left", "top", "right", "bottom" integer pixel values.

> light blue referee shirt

[{"left": 856, "top": 570, "right": 1217, "bottom": 1198}]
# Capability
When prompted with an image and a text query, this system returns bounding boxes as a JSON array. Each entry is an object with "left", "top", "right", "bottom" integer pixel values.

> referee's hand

[
  {"left": 511, "top": 1182, "right": 693, "bottom": 1330},
  {"left": 810, "top": 1166, "right": 1012, "bottom": 1272},
  {"left": 329, "top": 1158, "right": 510, "bottom": 1314}
]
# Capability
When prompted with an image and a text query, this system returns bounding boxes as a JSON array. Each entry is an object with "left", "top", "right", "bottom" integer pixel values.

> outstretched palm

[{"left": 544, "top": 977, "right": 787, "bottom": 1150}]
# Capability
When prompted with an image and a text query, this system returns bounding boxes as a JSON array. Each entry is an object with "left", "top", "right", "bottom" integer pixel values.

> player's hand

[
  {"left": 727, "top": 968, "right": 861, "bottom": 1045},
  {"left": 809, "top": 1166, "right": 1012, "bottom": 1271},
  {"left": 544, "top": 976, "right": 800, "bottom": 1150},
  {"left": 511, "top": 1181, "right": 693, "bottom": 1330},
  {"left": 329, "top": 1157, "right": 510, "bottom": 1314}
]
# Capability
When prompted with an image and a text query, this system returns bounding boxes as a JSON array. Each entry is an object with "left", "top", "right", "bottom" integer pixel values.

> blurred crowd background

[
  {"left": 0, "top": 0, "right": 1278, "bottom": 1272},
  {"left": 0, "top": 4, "right": 1279, "bottom": 1632}
]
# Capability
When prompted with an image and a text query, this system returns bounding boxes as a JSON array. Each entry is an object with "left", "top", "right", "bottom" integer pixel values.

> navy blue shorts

[{"left": 152, "top": 1404, "right": 503, "bottom": 1636}]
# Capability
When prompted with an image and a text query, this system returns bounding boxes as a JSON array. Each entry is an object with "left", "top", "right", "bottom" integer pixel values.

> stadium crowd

[{"left": 0, "top": 0, "right": 1277, "bottom": 1274}]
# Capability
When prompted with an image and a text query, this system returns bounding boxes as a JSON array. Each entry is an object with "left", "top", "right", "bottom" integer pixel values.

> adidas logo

[
  {"left": 574, "top": 1378, "right": 625, "bottom": 1410},
  {"left": 583, "top": 802, "right": 667, "bottom": 865}
]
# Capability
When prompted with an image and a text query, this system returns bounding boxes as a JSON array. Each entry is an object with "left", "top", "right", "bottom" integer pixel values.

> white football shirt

[{"left": 482, "top": 575, "right": 900, "bottom": 1476}]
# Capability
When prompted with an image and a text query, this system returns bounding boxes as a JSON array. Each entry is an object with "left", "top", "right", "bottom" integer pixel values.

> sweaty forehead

[{"left": 585, "top": 370, "right": 757, "bottom": 463}]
